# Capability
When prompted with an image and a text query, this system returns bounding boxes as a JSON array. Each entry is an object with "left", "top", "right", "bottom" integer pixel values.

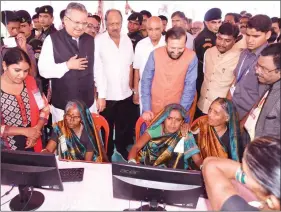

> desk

[{"left": 1, "top": 159, "right": 211, "bottom": 211}]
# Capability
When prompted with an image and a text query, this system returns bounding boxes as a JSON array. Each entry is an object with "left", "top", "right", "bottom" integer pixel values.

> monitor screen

[
  {"left": 1, "top": 149, "right": 63, "bottom": 191},
  {"left": 112, "top": 162, "right": 205, "bottom": 209}
]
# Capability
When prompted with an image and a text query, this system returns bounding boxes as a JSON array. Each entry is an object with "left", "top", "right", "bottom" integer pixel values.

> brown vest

[{"left": 151, "top": 46, "right": 195, "bottom": 114}]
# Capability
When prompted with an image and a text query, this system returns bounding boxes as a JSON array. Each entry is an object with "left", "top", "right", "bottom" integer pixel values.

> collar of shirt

[
  {"left": 72, "top": 37, "right": 79, "bottom": 43},
  {"left": 245, "top": 43, "right": 268, "bottom": 56},
  {"left": 105, "top": 30, "right": 126, "bottom": 42},
  {"left": 146, "top": 35, "right": 165, "bottom": 47},
  {"left": 216, "top": 47, "right": 239, "bottom": 59}
]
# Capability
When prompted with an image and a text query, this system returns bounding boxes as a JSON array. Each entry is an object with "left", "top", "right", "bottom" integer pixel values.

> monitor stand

[
  {"left": 9, "top": 185, "right": 45, "bottom": 211},
  {"left": 124, "top": 200, "right": 166, "bottom": 211}
]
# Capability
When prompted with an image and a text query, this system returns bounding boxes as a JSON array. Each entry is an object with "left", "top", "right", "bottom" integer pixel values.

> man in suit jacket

[{"left": 241, "top": 43, "right": 280, "bottom": 153}]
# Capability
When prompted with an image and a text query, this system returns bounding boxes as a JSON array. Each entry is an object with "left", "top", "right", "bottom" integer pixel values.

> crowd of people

[{"left": 0, "top": 2, "right": 280, "bottom": 211}]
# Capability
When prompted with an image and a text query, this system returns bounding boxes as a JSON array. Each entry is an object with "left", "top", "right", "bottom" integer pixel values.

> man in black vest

[{"left": 38, "top": 2, "right": 95, "bottom": 123}]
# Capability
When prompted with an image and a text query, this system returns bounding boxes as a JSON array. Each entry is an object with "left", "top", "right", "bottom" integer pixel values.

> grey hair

[
  {"left": 65, "top": 101, "right": 78, "bottom": 112},
  {"left": 104, "top": 9, "right": 123, "bottom": 24},
  {"left": 171, "top": 11, "right": 186, "bottom": 19},
  {"left": 65, "top": 2, "right": 87, "bottom": 17}
]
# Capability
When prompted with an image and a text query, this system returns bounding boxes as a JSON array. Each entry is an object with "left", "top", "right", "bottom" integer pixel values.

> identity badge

[
  {"left": 32, "top": 89, "right": 45, "bottom": 110},
  {"left": 59, "top": 135, "right": 67, "bottom": 153}
]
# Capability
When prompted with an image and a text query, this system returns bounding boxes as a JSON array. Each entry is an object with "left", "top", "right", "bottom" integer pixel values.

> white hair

[{"left": 65, "top": 2, "right": 87, "bottom": 17}]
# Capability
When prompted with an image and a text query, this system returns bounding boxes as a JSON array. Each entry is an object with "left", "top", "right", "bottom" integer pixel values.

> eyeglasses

[
  {"left": 255, "top": 63, "right": 279, "bottom": 74},
  {"left": 65, "top": 16, "right": 88, "bottom": 28},
  {"left": 65, "top": 114, "right": 81, "bottom": 121}
]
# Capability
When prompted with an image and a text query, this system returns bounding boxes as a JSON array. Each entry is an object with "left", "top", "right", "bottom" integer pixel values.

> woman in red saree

[{"left": 0, "top": 47, "right": 49, "bottom": 152}]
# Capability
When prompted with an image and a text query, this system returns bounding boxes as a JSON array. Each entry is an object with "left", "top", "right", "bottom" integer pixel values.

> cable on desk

[
  {"left": 1, "top": 198, "right": 12, "bottom": 206},
  {"left": 21, "top": 187, "right": 34, "bottom": 211},
  {"left": 1, "top": 184, "right": 15, "bottom": 198}
]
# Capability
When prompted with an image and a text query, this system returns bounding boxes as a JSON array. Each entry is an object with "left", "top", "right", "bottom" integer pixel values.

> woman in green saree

[
  {"left": 42, "top": 100, "right": 108, "bottom": 162},
  {"left": 128, "top": 104, "right": 203, "bottom": 169},
  {"left": 191, "top": 98, "right": 240, "bottom": 161}
]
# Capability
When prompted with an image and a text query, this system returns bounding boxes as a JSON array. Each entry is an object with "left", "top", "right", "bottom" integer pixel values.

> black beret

[
  {"left": 1, "top": 10, "right": 20, "bottom": 25},
  {"left": 128, "top": 12, "right": 143, "bottom": 25},
  {"left": 16, "top": 10, "right": 32, "bottom": 24},
  {"left": 37, "top": 5, "right": 54, "bottom": 15},
  {"left": 204, "top": 8, "right": 222, "bottom": 21},
  {"left": 32, "top": 13, "right": 39, "bottom": 20}
]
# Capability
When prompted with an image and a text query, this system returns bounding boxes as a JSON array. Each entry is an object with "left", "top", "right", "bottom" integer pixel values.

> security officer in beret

[
  {"left": 127, "top": 12, "right": 144, "bottom": 51},
  {"left": 16, "top": 10, "right": 36, "bottom": 43},
  {"left": 37, "top": 5, "right": 57, "bottom": 43},
  {"left": 194, "top": 8, "right": 222, "bottom": 98}
]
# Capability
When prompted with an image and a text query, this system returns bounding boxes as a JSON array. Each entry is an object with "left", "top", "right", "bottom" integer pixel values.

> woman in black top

[{"left": 202, "top": 136, "right": 280, "bottom": 211}]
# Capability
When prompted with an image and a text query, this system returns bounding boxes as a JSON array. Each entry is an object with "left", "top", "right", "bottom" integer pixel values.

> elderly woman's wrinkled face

[
  {"left": 164, "top": 109, "right": 184, "bottom": 134},
  {"left": 64, "top": 107, "right": 81, "bottom": 129},
  {"left": 208, "top": 101, "right": 229, "bottom": 127}
]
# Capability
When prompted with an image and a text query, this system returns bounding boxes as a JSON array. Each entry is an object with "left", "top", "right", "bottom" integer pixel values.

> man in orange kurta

[{"left": 141, "top": 26, "right": 198, "bottom": 123}]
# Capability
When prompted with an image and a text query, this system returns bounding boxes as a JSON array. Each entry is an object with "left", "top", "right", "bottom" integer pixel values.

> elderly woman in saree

[
  {"left": 41, "top": 100, "right": 108, "bottom": 162},
  {"left": 191, "top": 97, "right": 241, "bottom": 161},
  {"left": 128, "top": 104, "right": 203, "bottom": 169}
]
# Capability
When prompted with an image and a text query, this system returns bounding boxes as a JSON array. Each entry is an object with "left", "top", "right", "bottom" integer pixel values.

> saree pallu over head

[
  {"left": 191, "top": 99, "right": 240, "bottom": 161},
  {"left": 139, "top": 104, "right": 200, "bottom": 169},
  {"left": 53, "top": 100, "right": 107, "bottom": 162}
]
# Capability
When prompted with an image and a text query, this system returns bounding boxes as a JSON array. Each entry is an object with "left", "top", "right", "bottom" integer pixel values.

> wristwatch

[{"left": 132, "top": 89, "right": 138, "bottom": 95}]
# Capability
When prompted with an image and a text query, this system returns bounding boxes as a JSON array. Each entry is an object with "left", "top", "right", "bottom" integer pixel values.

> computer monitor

[
  {"left": 112, "top": 162, "right": 206, "bottom": 211},
  {"left": 1, "top": 149, "right": 64, "bottom": 211}
]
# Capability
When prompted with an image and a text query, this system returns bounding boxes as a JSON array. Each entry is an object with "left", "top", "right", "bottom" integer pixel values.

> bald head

[
  {"left": 146, "top": 16, "right": 163, "bottom": 43},
  {"left": 147, "top": 16, "right": 162, "bottom": 27}
]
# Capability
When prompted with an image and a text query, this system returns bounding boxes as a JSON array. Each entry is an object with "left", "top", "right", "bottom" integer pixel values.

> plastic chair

[
  {"left": 135, "top": 117, "right": 150, "bottom": 142},
  {"left": 91, "top": 113, "right": 109, "bottom": 153}
]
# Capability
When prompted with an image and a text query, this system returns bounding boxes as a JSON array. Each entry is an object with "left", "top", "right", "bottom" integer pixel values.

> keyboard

[{"left": 59, "top": 168, "right": 84, "bottom": 182}]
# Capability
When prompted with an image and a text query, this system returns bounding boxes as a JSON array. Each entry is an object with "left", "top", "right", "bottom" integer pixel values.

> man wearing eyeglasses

[
  {"left": 241, "top": 43, "right": 280, "bottom": 155},
  {"left": 38, "top": 2, "right": 96, "bottom": 124},
  {"left": 85, "top": 14, "right": 101, "bottom": 38},
  {"left": 229, "top": 15, "right": 272, "bottom": 120}
]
